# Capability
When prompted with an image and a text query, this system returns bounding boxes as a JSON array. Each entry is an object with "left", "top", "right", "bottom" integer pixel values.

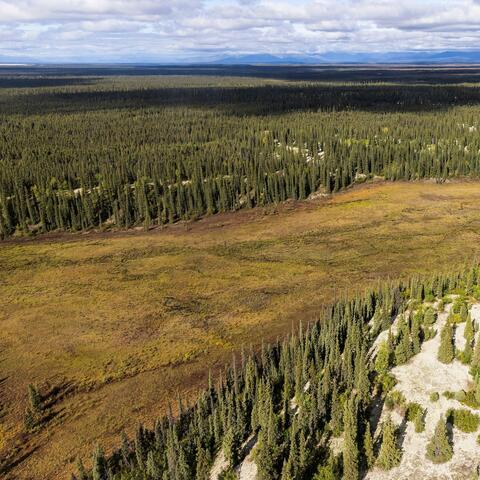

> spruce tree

[
  {"left": 375, "top": 341, "right": 390, "bottom": 375},
  {"left": 474, "top": 374, "right": 480, "bottom": 405},
  {"left": 92, "top": 445, "right": 108, "bottom": 480},
  {"left": 28, "top": 384, "right": 42, "bottom": 414},
  {"left": 471, "top": 332, "right": 480, "bottom": 375},
  {"left": 464, "top": 313, "right": 474, "bottom": 343},
  {"left": 424, "top": 307, "right": 436, "bottom": 326},
  {"left": 376, "top": 416, "right": 401, "bottom": 470},
  {"left": 411, "top": 313, "right": 422, "bottom": 354},
  {"left": 223, "top": 426, "right": 240, "bottom": 469},
  {"left": 414, "top": 408, "right": 425, "bottom": 433},
  {"left": 195, "top": 446, "right": 211, "bottom": 480},
  {"left": 394, "top": 331, "right": 411, "bottom": 365},
  {"left": 438, "top": 321, "right": 454, "bottom": 364},
  {"left": 363, "top": 422, "right": 375, "bottom": 470},
  {"left": 76, "top": 458, "right": 88, "bottom": 480},
  {"left": 342, "top": 396, "right": 359, "bottom": 480},
  {"left": 146, "top": 451, "right": 162, "bottom": 480},
  {"left": 426, "top": 417, "right": 453, "bottom": 463},
  {"left": 330, "top": 383, "right": 343, "bottom": 436}
]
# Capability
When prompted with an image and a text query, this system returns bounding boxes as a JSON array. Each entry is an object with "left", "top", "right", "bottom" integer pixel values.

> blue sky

[{"left": 1, "top": 0, "right": 480, "bottom": 62}]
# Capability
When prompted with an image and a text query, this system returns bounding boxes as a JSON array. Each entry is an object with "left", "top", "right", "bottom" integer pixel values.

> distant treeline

[
  {"left": 1, "top": 78, "right": 480, "bottom": 238},
  {"left": 72, "top": 266, "right": 480, "bottom": 479}
]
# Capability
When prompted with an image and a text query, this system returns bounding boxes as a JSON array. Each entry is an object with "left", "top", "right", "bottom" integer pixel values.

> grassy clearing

[{"left": 1, "top": 181, "right": 480, "bottom": 478}]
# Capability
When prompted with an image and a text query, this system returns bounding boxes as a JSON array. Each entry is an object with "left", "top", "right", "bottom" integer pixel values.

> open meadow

[{"left": 2, "top": 180, "right": 480, "bottom": 478}]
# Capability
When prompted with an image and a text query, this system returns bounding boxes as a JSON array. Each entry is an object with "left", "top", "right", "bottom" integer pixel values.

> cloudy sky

[{"left": 1, "top": 0, "right": 480, "bottom": 62}]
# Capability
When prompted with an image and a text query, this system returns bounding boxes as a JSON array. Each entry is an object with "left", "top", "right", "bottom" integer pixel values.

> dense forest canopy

[{"left": 1, "top": 69, "right": 480, "bottom": 238}]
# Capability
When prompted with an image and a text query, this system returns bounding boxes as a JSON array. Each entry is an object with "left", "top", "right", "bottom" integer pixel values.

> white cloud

[{"left": 0, "top": 0, "right": 479, "bottom": 61}]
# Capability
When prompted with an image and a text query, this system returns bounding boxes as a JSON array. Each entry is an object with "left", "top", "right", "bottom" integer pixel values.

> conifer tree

[
  {"left": 474, "top": 374, "right": 480, "bottom": 405},
  {"left": 342, "top": 396, "right": 359, "bottom": 480},
  {"left": 330, "top": 383, "right": 343, "bottom": 437},
  {"left": 76, "top": 458, "right": 88, "bottom": 480},
  {"left": 394, "top": 331, "right": 411, "bottom": 365},
  {"left": 426, "top": 417, "right": 452, "bottom": 463},
  {"left": 92, "top": 445, "right": 108, "bottom": 480},
  {"left": 375, "top": 341, "right": 390, "bottom": 375},
  {"left": 146, "top": 451, "right": 162, "bottom": 480},
  {"left": 464, "top": 313, "right": 474, "bottom": 344},
  {"left": 223, "top": 426, "right": 240, "bottom": 469},
  {"left": 414, "top": 408, "right": 425, "bottom": 433},
  {"left": 28, "top": 384, "right": 42, "bottom": 414},
  {"left": 376, "top": 416, "right": 401, "bottom": 470},
  {"left": 471, "top": 332, "right": 480, "bottom": 375},
  {"left": 411, "top": 313, "right": 422, "bottom": 354},
  {"left": 424, "top": 307, "right": 436, "bottom": 326},
  {"left": 438, "top": 321, "right": 455, "bottom": 364},
  {"left": 363, "top": 422, "right": 375, "bottom": 470},
  {"left": 195, "top": 445, "right": 211, "bottom": 480}
]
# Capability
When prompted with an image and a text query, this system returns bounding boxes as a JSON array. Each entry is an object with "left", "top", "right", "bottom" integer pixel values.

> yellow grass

[{"left": 1, "top": 181, "right": 480, "bottom": 478}]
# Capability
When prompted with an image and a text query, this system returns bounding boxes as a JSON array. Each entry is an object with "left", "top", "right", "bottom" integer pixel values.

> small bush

[
  {"left": 442, "top": 296, "right": 453, "bottom": 305},
  {"left": 458, "top": 390, "right": 480, "bottom": 409},
  {"left": 430, "top": 392, "right": 439, "bottom": 402},
  {"left": 385, "top": 390, "right": 406, "bottom": 410},
  {"left": 379, "top": 373, "right": 397, "bottom": 394},
  {"left": 425, "top": 293, "right": 435, "bottom": 303},
  {"left": 448, "top": 409, "right": 480, "bottom": 433},
  {"left": 442, "top": 391, "right": 455, "bottom": 400},
  {"left": 406, "top": 402, "right": 423, "bottom": 421},
  {"left": 219, "top": 469, "right": 237, "bottom": 480},
  {"left": 452, "top": 297, "right": 467, "bottom": 314},
  {"left": 472, "top": 285, "right": 480, "bottom": 300},
  {"left": 448, "top": 313, "right": 463, "bottom": 324},
  {"left": 384, "top": 396, "right": 395, "bottom": 410},
  {"left": 455, "top": 390, "right": 467, "bottom": 402}
]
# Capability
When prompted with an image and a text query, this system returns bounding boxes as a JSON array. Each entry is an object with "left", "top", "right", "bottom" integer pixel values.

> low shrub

[
  {"left": 442, "top": 391, "right": 455, "bottom": 400},
  {"left": 406, "top": 402, "right": 423, "bottom": 421},
  {"left": 472, "top": 286, "right": 480, "bottom": 300},
  {"left": 457, "top": 390, "right": 480, "bottom": 409},
  {"left": 379, "top": 373, "right": 397, "bottom": 394},
  {"left": 455, "top": 390, "right": 467, "bottom": 402},
  {"left": 386, "top": 390, "right": 406, "bottom": 410},
  {"left": 447, "top": 408, "right": 480, "bottom": 433},
  {"left": 441, "top": 296, "right": 453, "bottom": 305},
  {"left": 424, "top": 293, "right": 435, "bottom": 302},
  {"left": 430, "top": 392, "right": 439, "bottom": 402}
]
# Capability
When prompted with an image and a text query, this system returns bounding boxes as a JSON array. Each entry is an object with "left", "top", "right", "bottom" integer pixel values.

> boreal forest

[{"left": 1, "top": 65, "right": 480, "bottom": 480}]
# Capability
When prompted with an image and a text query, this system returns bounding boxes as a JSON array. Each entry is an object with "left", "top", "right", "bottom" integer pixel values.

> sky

[{"left": 1, "top": 0, "right": 480, "bottom": 62}]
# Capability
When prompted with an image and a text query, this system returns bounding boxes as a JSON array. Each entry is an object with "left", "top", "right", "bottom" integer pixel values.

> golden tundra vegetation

[{"left": 1, "top": 180, "right": 480, "bottom": 479}]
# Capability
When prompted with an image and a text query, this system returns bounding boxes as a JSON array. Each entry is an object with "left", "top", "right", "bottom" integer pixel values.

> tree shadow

[
  {"left": 2, "top": 75, "right": 480, "bottom": 116},
  {"left": 396, "top": 415, "right": 409, "bottom": 451},
  {"left": 368, "top": 390, "right": 385, "bottom": 436}
]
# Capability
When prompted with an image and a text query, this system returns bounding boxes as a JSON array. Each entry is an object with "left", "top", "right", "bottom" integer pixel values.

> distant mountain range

[
  {"left": 2, "top": 50, "right": 480, "bottom": 66},
  {"left": 214, "top": 51, "right": 480, "bottom": 65}
]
